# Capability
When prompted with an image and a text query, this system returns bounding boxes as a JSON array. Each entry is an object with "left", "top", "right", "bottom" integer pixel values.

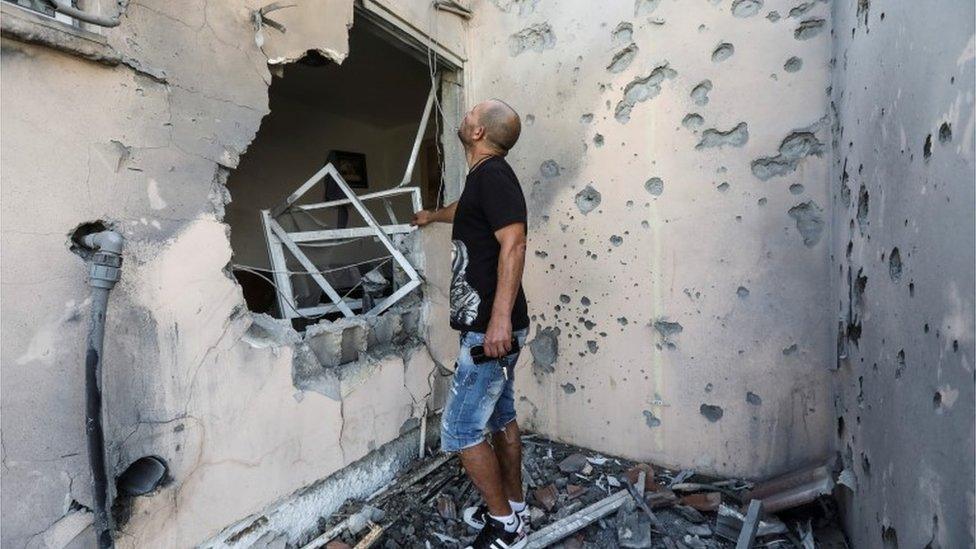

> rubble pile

[{"left": 302, "top": 435, "right": 847, "bottom": 549}]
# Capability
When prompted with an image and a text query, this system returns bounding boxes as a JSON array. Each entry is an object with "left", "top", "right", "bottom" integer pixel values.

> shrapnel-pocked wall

[
  {"left": 466, "top": 0, "right": 836, "bottom": 479},
  {"left": 0, "top": 1, "right": 465, "bottom": 546},
  {"left": 828, "top": 0, "right": 975, "bottom": 547}
]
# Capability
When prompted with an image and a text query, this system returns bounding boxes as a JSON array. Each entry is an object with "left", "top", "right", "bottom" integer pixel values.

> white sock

[
  {"left": 489, "top": 511, "right": 519, "bottom": 533},
  {"left": 509, "top": 500, "right": 527, "bottom": 513}
]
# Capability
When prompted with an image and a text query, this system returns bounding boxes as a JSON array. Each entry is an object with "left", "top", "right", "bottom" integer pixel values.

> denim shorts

[{"left": 440, "top": 328, "right": 529, "bottom": 453}]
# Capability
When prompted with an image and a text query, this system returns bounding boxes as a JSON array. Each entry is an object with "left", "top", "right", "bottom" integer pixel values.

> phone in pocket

[{"left": 469, "top": 338, "right": 521, "bottom": 364}]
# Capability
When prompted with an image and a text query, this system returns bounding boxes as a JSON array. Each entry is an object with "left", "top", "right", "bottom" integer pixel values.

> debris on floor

[{"left": 301, "top": 436, "right": 848, "bottom": 548}]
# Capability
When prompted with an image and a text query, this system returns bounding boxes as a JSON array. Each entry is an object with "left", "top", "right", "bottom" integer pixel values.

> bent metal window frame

[{"left": 260, "top": 81, "right": 436, "bottom": 320}]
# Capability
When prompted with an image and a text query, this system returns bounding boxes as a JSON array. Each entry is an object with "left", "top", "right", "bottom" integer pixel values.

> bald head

[
  {"left": 458, "top": 99, "right": 522, "bottom": 156},
  {"left": 478, "top": 99, "right": 521, "bottom": 153}
]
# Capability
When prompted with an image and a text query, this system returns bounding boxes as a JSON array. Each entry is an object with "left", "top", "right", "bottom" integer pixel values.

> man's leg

[
  {"left": 442, "top": 332, "right": 513, "bottom": 519},
  {"left": 491, "top": 420, "right": 524, "bottom": 503},
  {"left": 459, "top": 441, "right": 512, "bottom": 516}
]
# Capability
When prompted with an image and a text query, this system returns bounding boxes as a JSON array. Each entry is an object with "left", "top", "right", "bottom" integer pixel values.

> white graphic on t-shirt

[{"left": 450, "top": 240, "right": 481, "bottom": 326}]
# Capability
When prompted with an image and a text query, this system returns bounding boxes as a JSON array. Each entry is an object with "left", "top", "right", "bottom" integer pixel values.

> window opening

[{"left": 225, "top": 18, "right": 453, "bottom": 331}]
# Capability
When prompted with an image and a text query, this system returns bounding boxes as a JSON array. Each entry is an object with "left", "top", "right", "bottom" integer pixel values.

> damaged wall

[
  {"left": 828, "top": 1, "right": 975, "bottom": 547},
  {"left": 0, "top": 0, "right": 463, "bottom": 547},
  {"left": 464, "top": 0, "right": 836, "bottom": 478}
]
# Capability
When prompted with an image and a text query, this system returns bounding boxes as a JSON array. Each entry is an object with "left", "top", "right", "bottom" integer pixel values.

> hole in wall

[
  {"left": 222, "top": 16, "right": 449, "bottom": 331},
  {"left": 68, "top": 220, "right": 111, "bottom": 259},
  {"left": 117, "top": 455, "right": 169, "bottom": 496}
]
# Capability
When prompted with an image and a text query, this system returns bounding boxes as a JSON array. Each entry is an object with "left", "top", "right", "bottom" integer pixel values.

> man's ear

[{"left": 472, "top": 125, "right": 486, "bottom": 141}]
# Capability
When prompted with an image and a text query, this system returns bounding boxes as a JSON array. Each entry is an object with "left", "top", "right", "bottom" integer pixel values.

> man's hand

[
  {"left": 411, "top": 202, "right": 458, "bottom": 226},
  {"left": 411, "top": 210, "right": 434, "bottom": 227},
  {"left": 484, "top": 315, "right": 513, "bottom": 358}
]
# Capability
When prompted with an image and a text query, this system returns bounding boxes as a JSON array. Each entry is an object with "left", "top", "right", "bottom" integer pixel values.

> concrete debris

[
  {"left": 559, "top": 453, "right": 590, "bottom": 473},
  {"left": 300, "top": 437, "right": 844, "bottom": 548}
]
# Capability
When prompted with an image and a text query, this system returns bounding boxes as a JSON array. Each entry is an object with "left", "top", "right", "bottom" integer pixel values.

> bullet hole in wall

[
  {"left": 938, "top": 122, "right": 952, "bottom": 144},
  {"left": 794, "top": 18, "right": 826, "bottom": 40},
  {"left": 923, "top": 133, "right": 933, "bottom": 160},
  {"left": 711, "top": 42, "right": 735, "bottom": 62},
  {"left": 888, "top": 247, "right": 902, "bottom": 282},
  {"left": 700, "top": 404, "right": 724, "bottom": 422},
  {"left": 784, "top": 56, "right": 803, "bottom": 73},
  {"left": 881, "top": 525, "right": 899, "bottom": 549}
]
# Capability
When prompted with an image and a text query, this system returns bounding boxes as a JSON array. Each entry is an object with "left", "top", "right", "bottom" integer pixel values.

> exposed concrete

[
  {"left": 0, "top": 1, "right": 464, "bottom": 546},
  {"left": 467, "top": 0, "right": 835, "bottom": 479},
  {"left": 828, "top": 1, "right": 975, "bottom": 547}
]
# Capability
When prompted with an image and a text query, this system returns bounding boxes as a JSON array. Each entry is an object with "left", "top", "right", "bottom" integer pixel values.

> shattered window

[{"left": 225, "top": 18, "right": 450, "bottom": 333}]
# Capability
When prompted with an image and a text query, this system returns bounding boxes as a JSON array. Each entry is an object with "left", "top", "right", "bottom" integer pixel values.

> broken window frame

[{"left": 261, "top": 81, "right": 439, "bottom": 321}]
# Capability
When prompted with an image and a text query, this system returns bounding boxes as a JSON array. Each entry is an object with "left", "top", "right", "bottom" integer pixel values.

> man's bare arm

[
  {"left": 411, "top": 201, "right": 458, "bottom": 226},
  {"left": 484, "top": 222, "right": 527, "bottom": 357}
]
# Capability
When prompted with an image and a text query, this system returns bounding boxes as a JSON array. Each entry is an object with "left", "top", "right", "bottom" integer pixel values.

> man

[{"left": 412, "top": 99, "right": 530, "bottom": 549}]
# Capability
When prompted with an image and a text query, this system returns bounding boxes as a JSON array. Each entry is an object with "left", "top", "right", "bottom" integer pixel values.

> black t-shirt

[{"left": 450, "top": 156, "right": 530, "bottom": 333}]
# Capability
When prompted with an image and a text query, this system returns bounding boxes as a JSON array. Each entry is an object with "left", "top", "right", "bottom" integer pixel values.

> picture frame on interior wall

[{"left": 327, "top": 150, "right": 369, "bottom": 189}]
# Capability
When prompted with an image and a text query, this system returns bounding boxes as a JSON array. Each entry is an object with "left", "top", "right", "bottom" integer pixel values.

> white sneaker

[{"left": 463, "top": 504, "right": 531, "bottom": 533}]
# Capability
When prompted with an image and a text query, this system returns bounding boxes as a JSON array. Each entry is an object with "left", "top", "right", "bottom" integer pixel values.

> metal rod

[
  {"left": 398, "top": 82, "right": 437, "bottom": 187},
  {"left": 269, "top": 218, "right": 356, "bottom": 318},
  {"left": 288, "top": 224, "right": 414, "bottom": 243},
  {"left": 525, "top": 490, "right": 630, "bottom": 548},
  {"left": 261, "top": 210, "right": 298, "bottom": 319},
  {"left": 297, "top": 187, "right": 420, "bottom": 212}
]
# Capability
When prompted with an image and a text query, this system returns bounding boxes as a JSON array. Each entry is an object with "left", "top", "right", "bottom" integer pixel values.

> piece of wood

[
  {"left": 298, "top": 517, "right": 350, "bottom": 549},
  {"left": 353, "top": 523, "right": 385, "bottom": 549},
  {"left": 372, "top": 454, "right": 453, "bottom": 505},
  {"left": 735, "top": 499, "right": 763, "bottom": 549},
  {"left": 626, "top": 475, "right": 679, "bottom": 546},
  {"left": 525, "top": 490, "right": 630, "bottom": 548}
]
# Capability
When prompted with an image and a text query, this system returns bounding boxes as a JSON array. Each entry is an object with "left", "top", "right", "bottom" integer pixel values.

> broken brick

[
  {"left": 678, "top": 492, "right": 722, "bottom": 512},
  {"left": 533, "top": 484, "right": 559, "bottom": 511},
  {"left": 624, "top": 463, "right": 658, "bottom": 491},
  {"left": 567, "top": 484, "right": 587, "bottom": 499}
]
